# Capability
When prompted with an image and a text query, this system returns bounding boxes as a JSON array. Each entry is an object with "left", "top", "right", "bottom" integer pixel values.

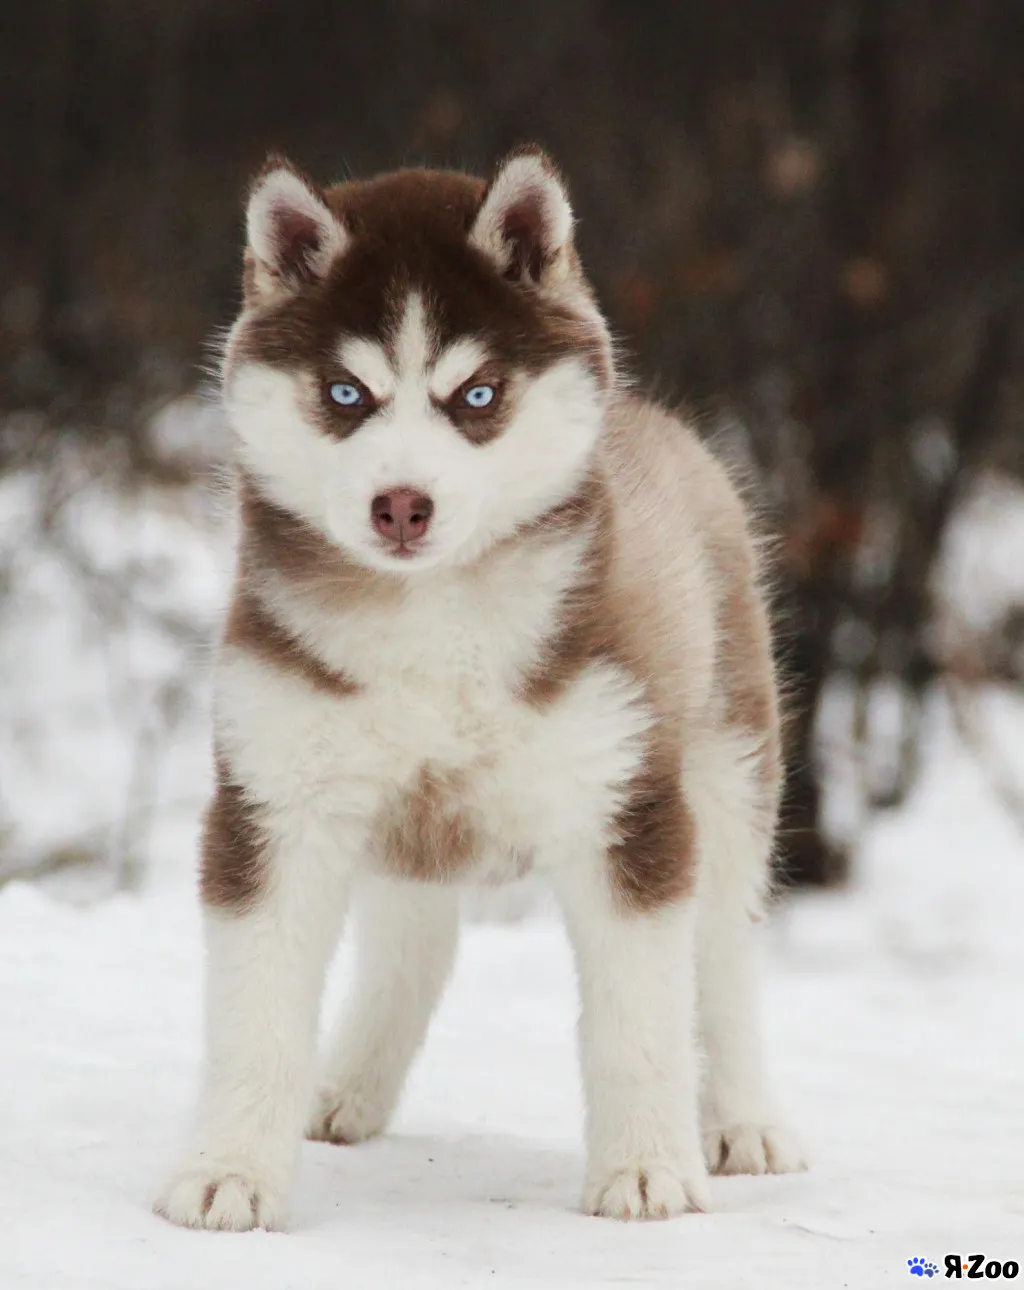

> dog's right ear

[
  {"left": 470, "top": 147, "right": 574, "bottom": 285},
  {"left": 244, "top": 157, "right": 347, "bottom": 299}
]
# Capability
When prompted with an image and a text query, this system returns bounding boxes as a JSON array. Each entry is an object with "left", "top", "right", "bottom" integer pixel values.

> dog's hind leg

[
  {"left": 692, "top": 729, "right": 806, "bottom": 1176},
  {"left": 308, "top": 875, "right": 460, "bottom": 1145}
]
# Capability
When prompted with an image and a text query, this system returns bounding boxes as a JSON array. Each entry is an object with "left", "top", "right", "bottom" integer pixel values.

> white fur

[
  {"left": 261, "top": 522, "right": 592, "bottom": 696},
  {"left": 429, "top": 338, "right": 490, "bottom": 400},
  {"left": 391, "top": 292, "right": 433, "bottom": 379},
  {"left": 336, "top": 333, "right": 488, "bottom": 404},
  {"left": 213, "top": 636, "right": 652, "bottom": 887},
  {"left": 336, "top": 336, "right": 396, "bottom": 400}
]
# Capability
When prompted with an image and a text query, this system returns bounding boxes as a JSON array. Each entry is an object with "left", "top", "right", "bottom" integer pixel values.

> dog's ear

[
  {"left": 244, "top": 156, "right": 347, "bottom": 297},
  {"left": 470, "top": 146, "right": 574, "bottom": 284}
]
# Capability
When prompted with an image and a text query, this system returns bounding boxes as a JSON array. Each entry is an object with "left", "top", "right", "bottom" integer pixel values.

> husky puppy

[{"left": 155, "top": 147, "right": 804, "bottom": 1231}]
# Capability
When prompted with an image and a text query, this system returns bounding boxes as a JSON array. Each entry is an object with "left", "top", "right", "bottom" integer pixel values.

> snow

[
  {"left": 2, "top": 689, "right": 1023, "bottom": 1289},
  {"left": 937, "top": 472, "right": 1024, "bottom": 639},
  {"left": 0, "top": 450, "right": 227, "bottom": 892}
]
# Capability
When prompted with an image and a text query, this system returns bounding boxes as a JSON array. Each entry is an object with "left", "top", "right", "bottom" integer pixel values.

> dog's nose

[{"left": 370, "top": 488, "right": 434, "bottom": 544}]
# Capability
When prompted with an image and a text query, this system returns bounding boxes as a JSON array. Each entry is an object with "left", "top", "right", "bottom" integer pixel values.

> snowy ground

[{"left": 2, "top": 690, "right": 1023, "bottom": 1289}]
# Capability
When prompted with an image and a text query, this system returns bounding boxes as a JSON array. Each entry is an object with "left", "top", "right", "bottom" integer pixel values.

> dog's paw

[
  {"left": 584, "top": 1160, "right": 711, "bottom": 1221},
  {"left": 154, "top": 1165, "right": 284, "bottom": 1232},
  {"left": 702, "top": 1122, "right": 807, "bottom": 1176},
  {"left": 306, "top": 1083, "right": 389, "bottom": 1146}
]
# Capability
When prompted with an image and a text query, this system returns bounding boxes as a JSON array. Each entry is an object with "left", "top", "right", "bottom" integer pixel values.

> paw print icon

[{"left": 908, "top": 1258, "right": 939, "bottom": 1278}]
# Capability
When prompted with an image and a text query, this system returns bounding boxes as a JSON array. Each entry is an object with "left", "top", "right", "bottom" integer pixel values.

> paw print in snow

[{"left": 907, "top": 1258, "right": 939, "bottom": 1278}]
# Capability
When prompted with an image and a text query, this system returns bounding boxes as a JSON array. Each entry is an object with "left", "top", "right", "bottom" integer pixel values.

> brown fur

[
  {"left": 238, "top": 474, "right": 379, "bottom": 604},
  {"left": 549, "top": 395, "right": 780, "bottom": 911},
  {"left": 517, "top": 471, "right": 614, "bottom": 706},
  {"left": 435, "top": 360, "right": 519, "bottom": 446},
  {"left": 236, "top": 474, "right": 409, "bottom": 632},
  {"left": 223, "top": 586, "right": 358, "bottom": 699},
  {"left": 509, "top": 457, "right": 703, "bottom": 909},
  {"left": 200, "top": 757, "right": 269, "bottom": 910},
  {"left": 375, "top": 766, "right": 478, "bottom": 881},
  {"left": 611, "top": 735, "right": 698, "bottom": 910},
  {"left": 203, "top": 477, "right": 365, "bottom": 910},
  {"left": 715, "top": 568, "right": 783, "bottom": 842},
  {"left": 508, "top": 459, "right": 704, "bottom": 910}
]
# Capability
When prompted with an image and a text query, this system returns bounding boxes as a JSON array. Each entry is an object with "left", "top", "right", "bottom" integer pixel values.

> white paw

[
  {"left": 154, "top": 1165, "right": 284, "bottom": 1232},
  {"left": 306, "top": 1082, "right": 390, "bottom": 1145},
  {"left": 584, "top": 1161, "right": 711, "bottom": 1221},
  {"left": 702, "top": 1122, "right": 807, "bottom": 1176}
]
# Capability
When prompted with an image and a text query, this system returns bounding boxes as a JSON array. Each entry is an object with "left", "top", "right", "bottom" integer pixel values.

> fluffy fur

[{"left": 154, "top": 148, "right": 804, "bottom": 1232}]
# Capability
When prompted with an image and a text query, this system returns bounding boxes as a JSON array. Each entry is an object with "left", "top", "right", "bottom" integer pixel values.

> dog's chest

[{"left": 217, "top": 555, "right": 651, "bottom": 881}]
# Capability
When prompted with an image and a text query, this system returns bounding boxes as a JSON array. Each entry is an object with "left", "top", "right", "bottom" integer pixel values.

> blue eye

[
  {"left": 464, "top": 384, "right": 495, "bottom": 409},
  {"left": 329, "top": 382, "right": 362, "bottom": 407}
]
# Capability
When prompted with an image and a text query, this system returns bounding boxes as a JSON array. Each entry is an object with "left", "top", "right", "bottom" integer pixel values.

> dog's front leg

[
  {"left": 155, "top": 807, "right": 351, "bottom": 1231},
  {"left": 550, "top": 856, "right": 710, "bottom": 1221}
]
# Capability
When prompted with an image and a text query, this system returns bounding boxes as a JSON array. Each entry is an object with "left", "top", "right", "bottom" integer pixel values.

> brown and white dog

[{"left": 155, "top": 147, "right": 804, "bottom": 1232}]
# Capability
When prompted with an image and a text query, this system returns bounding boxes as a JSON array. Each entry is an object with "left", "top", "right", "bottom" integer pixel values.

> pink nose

[{"left": 370, "top": 488, "right": 434, "bottom": 545}]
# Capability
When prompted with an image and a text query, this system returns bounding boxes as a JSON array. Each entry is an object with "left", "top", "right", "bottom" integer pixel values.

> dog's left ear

[{"left": 470, "top": 147, "right": 574, "bottom": 284}]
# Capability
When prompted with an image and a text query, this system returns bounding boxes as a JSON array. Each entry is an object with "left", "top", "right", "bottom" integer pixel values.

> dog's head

[{"left": 223, "top": 149, "right": 614, "bottom": 574}]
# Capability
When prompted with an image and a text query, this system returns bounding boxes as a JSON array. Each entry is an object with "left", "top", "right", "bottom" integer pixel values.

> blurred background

[{"left": 3, "top": 0, "right": 1024, "bottom": 899}]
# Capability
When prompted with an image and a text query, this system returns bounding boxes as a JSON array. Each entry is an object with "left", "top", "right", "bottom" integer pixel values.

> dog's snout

[{"left": 371, "top": 488, "right": 434, "bottom": 545}]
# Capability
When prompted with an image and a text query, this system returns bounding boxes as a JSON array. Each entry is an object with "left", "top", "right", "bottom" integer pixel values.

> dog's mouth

[{"left": 374, "top": 535, "right": 431, "bottom": 562}]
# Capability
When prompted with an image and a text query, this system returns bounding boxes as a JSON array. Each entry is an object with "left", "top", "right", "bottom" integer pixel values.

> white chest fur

[{"left": 214, "top": 539, "right": 653, "bottom": 882}]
